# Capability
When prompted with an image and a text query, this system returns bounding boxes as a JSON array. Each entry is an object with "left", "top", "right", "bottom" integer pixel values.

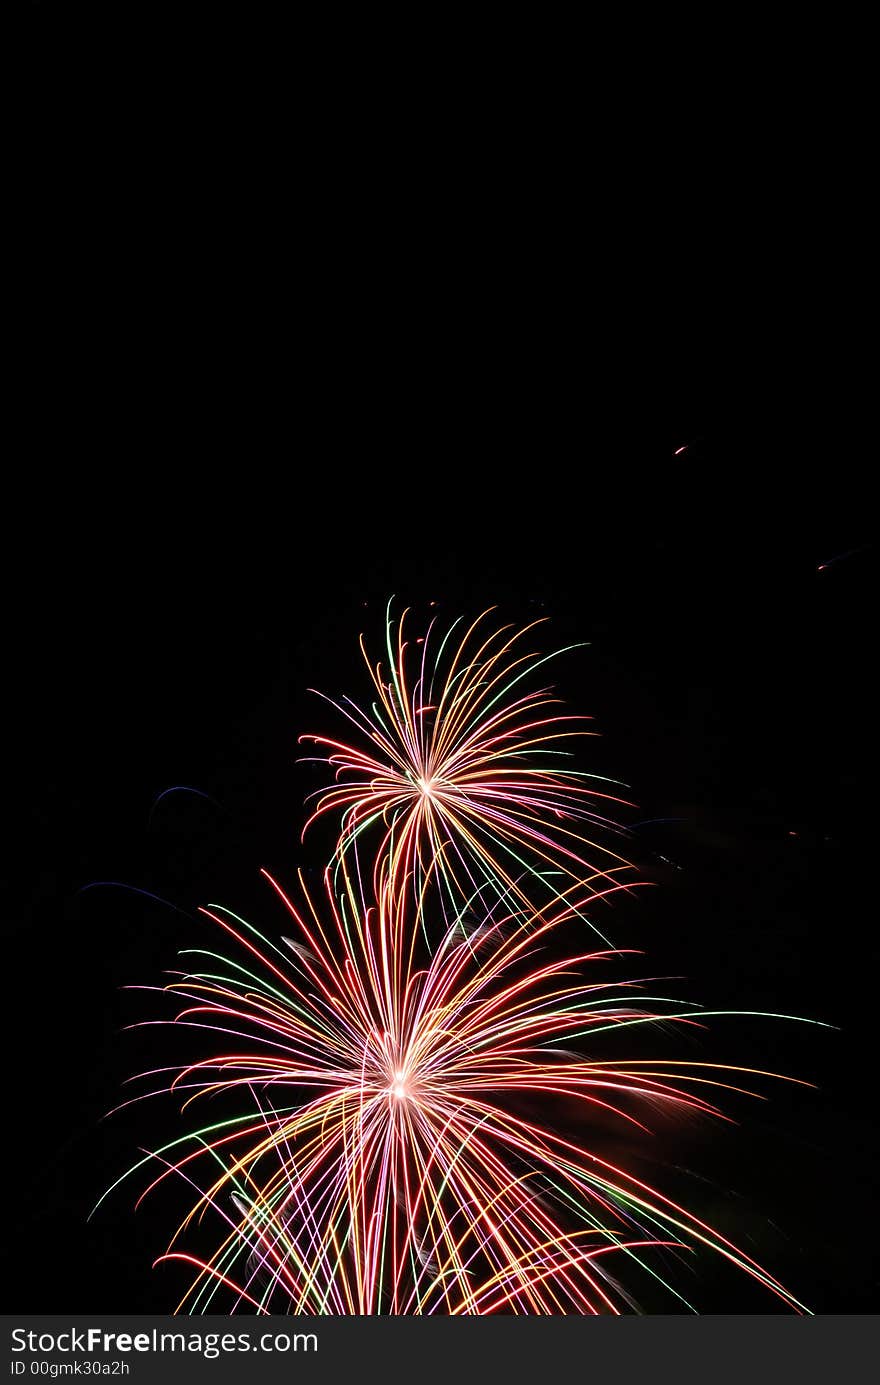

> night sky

[
  {"left": 4, "top": 424, "right": 875, "bottom": 1314},
  {"left": 12, "top": 0, "right": 877, "bottom": 1327}
]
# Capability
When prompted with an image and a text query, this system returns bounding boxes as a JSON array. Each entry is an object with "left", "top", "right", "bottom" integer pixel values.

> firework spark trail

[{"left": 100, "top": 858, "right": 818, "bottom": 1315}]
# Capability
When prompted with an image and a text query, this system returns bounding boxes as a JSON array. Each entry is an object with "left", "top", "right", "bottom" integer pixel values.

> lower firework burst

[{"left": 99, "top": 863, "right": 815, "bottom": 1314}]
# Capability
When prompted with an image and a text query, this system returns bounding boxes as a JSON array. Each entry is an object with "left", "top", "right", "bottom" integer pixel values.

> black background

[{"left": 8, "top": 1, "right": 876, "bottom": 1318}]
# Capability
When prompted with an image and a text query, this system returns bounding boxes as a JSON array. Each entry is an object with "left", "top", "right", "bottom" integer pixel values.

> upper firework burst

[{"left": 300, "top": 605, "right": 637, "bottom": 939}]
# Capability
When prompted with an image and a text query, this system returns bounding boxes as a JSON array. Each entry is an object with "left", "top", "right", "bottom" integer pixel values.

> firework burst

[
  {"left": 300, "top": 605, "right": 637, "bottom": 940},
  {"left": 101, "top": 862, "right": 814, "bottom": 1314}
]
